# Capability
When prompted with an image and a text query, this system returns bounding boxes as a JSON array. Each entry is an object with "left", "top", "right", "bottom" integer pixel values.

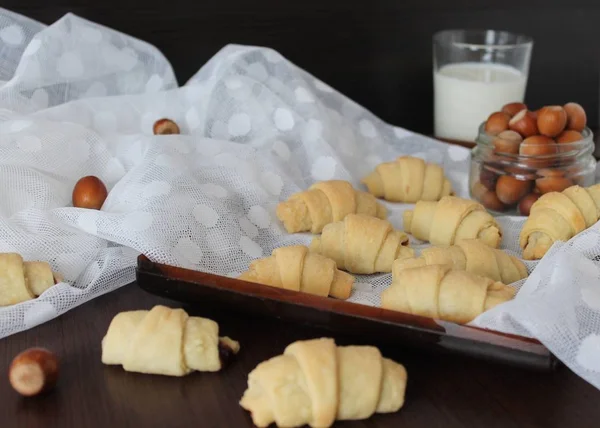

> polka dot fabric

[{"left": 2, "top": 9, "right": 600, "bottom": 392}]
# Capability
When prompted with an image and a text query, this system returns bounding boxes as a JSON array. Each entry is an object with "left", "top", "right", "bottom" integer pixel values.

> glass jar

[{"left": 469, "top": 123, "right": 597, "bottom": 215}]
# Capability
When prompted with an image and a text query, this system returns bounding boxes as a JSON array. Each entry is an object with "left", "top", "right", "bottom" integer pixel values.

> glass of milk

[{"left": 433, "top": 29, "right": 533, "bottom": 142}]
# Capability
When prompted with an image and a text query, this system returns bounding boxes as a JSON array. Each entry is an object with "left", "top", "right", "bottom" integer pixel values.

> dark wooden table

[{"left": 1, "top": 283, "right": 599, "bottom": 428}]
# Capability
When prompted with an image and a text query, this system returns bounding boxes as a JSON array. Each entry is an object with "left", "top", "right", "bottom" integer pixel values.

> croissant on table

[
  {"left": 382, "top": 264, "right": 516, "bottom": 324},
  {"left": 403, "top": 196, "right": 502, "bottom": 248},
  {"left": 101, "top": 305, "right": 240, "bottom": 376},
  {"left": 520, "top": 184, "right": 600, "bottom": 260},
  {"left": 393, "top": 239, "right": 527, "bottom": 284},
  {"left": 239, "top": 245, "right": 354, "bottom": 299},
  {"left": 276, "top": 180, "right": 387, "bottom": 234},
  {"left": 309, "top": 213, "right": 414, "bottom": 274},
  {"left": 239, "top": 337, "right": 407, "bottom": 428},
  {"left": 361, "top": 155, "right": 453, "bottom": 203},
  {"left": 0, "top": 253, "right": 62, "bottom": 306}
]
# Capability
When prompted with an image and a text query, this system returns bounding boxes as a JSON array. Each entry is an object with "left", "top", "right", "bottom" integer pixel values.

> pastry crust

[
  {"left": 382, "top": 264, "right": 516, "bottom": 324},
  {"left": 239, "top": 245, "right": 354, "bottom": 299},
  {"left": 309, "top": 214, "right": 414, "bottom": 274},
  {"left": 101, "top": 305, "right": 240, "bottom": 376},
  {"left": 276, "top": 180, "right": 387, "bottom": 234},
  {"left": 520, "top": 184, "right": 600, "bottom": 260},
  {"left": 403, "top": 196, "right": 502, "bottom": 248},
  {"left": 393, "top": 239, "right": 527, "bottom": 284},
  {"left": 0, "top": 253, "right": 59, "bottom": 306},
  {"left": 361, "top": 156, "right": 453, "bottom": 202},
  {"left": 239, "top": 338, "right": 407, "bottom": 428}
]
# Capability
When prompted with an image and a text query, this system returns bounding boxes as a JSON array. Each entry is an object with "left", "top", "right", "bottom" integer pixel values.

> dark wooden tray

[{"left": 136, "top": 254, "right": 557, "bottom": 371}]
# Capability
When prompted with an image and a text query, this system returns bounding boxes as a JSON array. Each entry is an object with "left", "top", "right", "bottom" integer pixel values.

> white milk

[{"left": 434, "top": 62, "right": 527, "bottom": 142}]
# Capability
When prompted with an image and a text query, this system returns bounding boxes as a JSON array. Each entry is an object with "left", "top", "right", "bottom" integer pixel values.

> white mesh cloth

[{"left": 2, "top": 9, "right": 600, "bottom": 390}]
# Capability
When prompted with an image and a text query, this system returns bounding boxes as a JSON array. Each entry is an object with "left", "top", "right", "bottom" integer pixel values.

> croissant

[
  {"left": 403, "top": 196, "right": 502, "bottom": 248},
  {"left": 520, "top": 184, "right": 600, "bottom": 260},
  {"left": 276, "top": 180, "right": 387, "bottom": 234},
  {"left": 309, "top": 214, "right": 414, "bottom": 274},
  {"left": 381, "top": 264, "right": 516, "bottom": 324},
  {"left": 101, "top": 305, "right": 240, "bottom": 376},
  {"left": 239, "top": 337, "right": 407, "bottom": 428},
  {"left": 393, "top": 239, "right": 527, "bottom": 284},
  {"left": 239, "top": 245, "right": 354, "bottom": 299},
  {"left": 0, "top": 253, "right": 62, "bottom": 306},
  {"left": 361, "top": 155, "right": 453, "bottom": 202}
]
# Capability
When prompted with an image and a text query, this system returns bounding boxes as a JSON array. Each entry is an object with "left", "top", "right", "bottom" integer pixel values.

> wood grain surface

[{"left": 1, "top": 283, "right": 600, "bottom": 428}]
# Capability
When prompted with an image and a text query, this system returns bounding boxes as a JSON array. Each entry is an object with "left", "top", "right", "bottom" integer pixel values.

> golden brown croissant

[
  {"left": 393, "top": 239, "right": 527, "bottom": 284},
  {"left": 309, "top": 214, "right": 414, "bottom": 274},
  {"left": 276, "top": 180, "right": 387, "bottom": 234},
  {"left": 239, "top": 245, "right": 354, "bottom": 299},
  {"left": 403, "top": 196, "right": 502, "bottom": 248},
  {"left": 239, "top": 337, "right": 407, "bottom": 428},
  {"left": 520, "top": 184, "right": 600, "bottom": 260},
  {"left": 381, "top": 264, "right": 516, "bottom": 324},
  {"left": 101, "top": 305, "right": 240, "bottom": 376},
  {"left": 361, "top": 155, "right": 453, "bottom": 202},
  {"left": 0, "top": 253, "right": 61, "bottom": 306}
]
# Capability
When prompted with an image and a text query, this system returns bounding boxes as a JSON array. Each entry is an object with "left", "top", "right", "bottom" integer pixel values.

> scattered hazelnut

[
  {"left": 480, "top": 167, "right": 499, "bottom": 191},
  {"left": 479, "top": 189, "right": 508, "bottom": 212},
  {"left": 9, "top": 348, "right": 59, "bottom": 397},
  {"left": 518, "top": 193, "right": 541, "bottom": 216},
  {"left": 563, "top": 102, "right": 587, "bottom": 132},
  {"left": 509, "top": 110, "right": 538, "bottom": 137},
  {"left": 495, "top": 175, "right": 532, "bottom": 205},
  {"left": 493, "top": 130, "right": 522, "bottom": 154},
  {"left": 535, "top": 176, "right": 573, "bottom": 194},
  {"left": 72, "top": 176, "right": 108, "bottom": 210},
  {"left": 537, "top": 106, "right": 567, "bottom": 137},
  {"left": 153, "top": 118, "right": 180, "bottom": 135},
  {"left": 501, "top": 102, "right": 528, "bottom": 117}
]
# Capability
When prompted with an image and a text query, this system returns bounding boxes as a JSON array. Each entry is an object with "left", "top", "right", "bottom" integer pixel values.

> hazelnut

[
  {"left": 518, "top": 193, "right": 541, "bottom": 216},
  {"left": 537, "top": 106, "right": 567, "bottom": 137},
  {"left": 538, "top": 168, "right": 565, "bottom": 178},
  {"left": 530, "top": 109, "right": 540, "bottom": 121},
  {"left": 479, "top": 166, "right": 500, "bottom": 191},
  {"left": 153, "top": 118, "right": 181, "bottom": 135},
  {"left": 496, "top": 175, "right": 532, "bottom": 205},
  {"left": 493, "top": 130, "right": 522, "bottom": 154},
  {"left": 535, "top": 176, "right": 573, "bottom": 194},
  {"left": 501, "top": 102, "right": 528, "bottom": 117},
  {"left": 556, "top": 129, "right": 583, "bottom": 146},
  {"left": 519, "top": 135, "right": 557, "bottom": 156},
  {"left": 509, "top": 110, "right": 538, "bottom": 137},
  {"left": 479, "top": 189, "right": 508, "bottom": 212},
  {"left": 9, "top": 348, "right": 59, "bottom": 397},
  {"left": 564, "top": 102, "right": 587, "bottom": 132},
  {"left": 484, "top": 112, "right": 511, "bottom": 135},
  {"left": 72, "top": 176, "right": 108, "bottom": 210}
]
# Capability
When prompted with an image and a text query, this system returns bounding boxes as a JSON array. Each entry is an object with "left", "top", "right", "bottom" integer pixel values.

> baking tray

[{"left": 136, "top": 254, "right": 557, "bottom": 371}]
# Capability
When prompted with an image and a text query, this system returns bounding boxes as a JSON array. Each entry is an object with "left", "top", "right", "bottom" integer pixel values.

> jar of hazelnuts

[{"left": 470, "top": 102, "right": 596, "bottom": 216}]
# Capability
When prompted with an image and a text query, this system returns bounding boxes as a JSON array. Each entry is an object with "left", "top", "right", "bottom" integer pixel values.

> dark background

[{"left": 4, "top": 1, "right": 599, "bottom": 134}]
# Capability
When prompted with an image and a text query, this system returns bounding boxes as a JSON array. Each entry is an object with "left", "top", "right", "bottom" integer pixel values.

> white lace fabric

[{"left": 2, "top": 8, "right": 600, "bottom": 390}]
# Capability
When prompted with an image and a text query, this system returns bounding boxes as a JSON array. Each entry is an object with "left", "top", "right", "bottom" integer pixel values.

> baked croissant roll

[
  {"left": 0, "top": 253, "right": 61, "bottom": 306},
  {"left": 361, "top": 155, "right": 453, "bottom": 202},
  {"left": 393, "top": 239, "right": 527, "bottom": 284},
  {"left": 382, "top": 264, "right": 516, "bottom": 324},
  {"left": 309, "top": 213, "right": 414, "bottom": 274},
  {"left": 520, "top": 184, "right": 600, "bottom": 260},
  {"left": 276, "top": 180, "right": 387, "bottom": 234},
  {"left": 240, "top": 338, "right": 407, "bottom": 428},
  {"left": 101, "top": 305, "right": 240, "bottom": 376},
  {"left": 239, "top": 245, "right": 354, "bottom": 299},
  {"left": 403, "top": 196, "right": 502, "bottom": 248}
]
